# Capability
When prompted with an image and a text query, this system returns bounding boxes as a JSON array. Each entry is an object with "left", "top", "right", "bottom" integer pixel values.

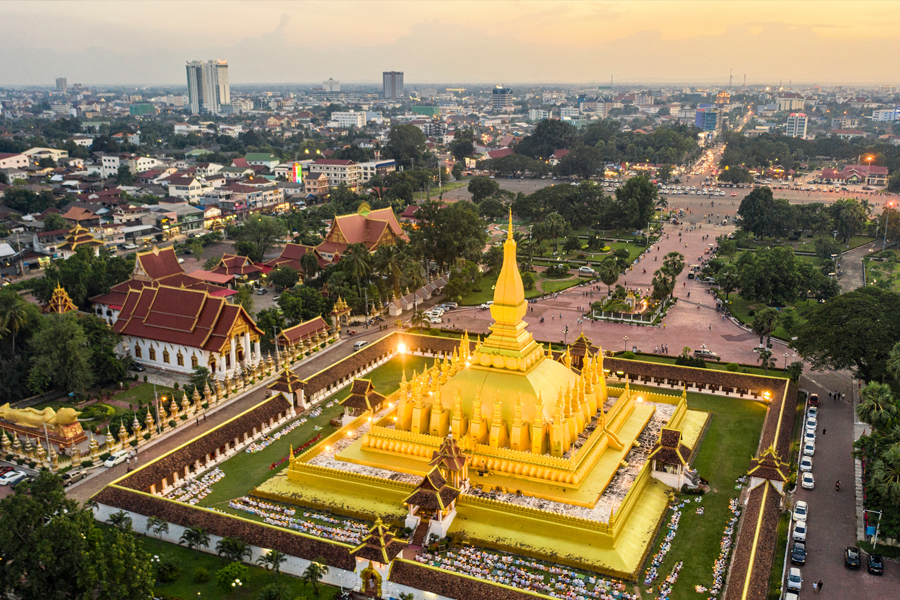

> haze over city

[{"left": 3, "top": 0, "right": 900, "bottom": 85}]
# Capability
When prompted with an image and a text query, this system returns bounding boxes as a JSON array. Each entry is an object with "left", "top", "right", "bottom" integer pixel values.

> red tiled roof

[
  {"left": 136, "top": 247, "right": 185, "bottom": 280},
  {"left": 187, "top": 269, "right": 234, "bottom": 285},
  {"left": 313, "top": 159, "right": 354, "bottom": 166},
  {"left": 212, "top": 254, "right": 263, "bottom": 277},
  {"left": 113, "top": 285, "right": 262, "bottom": 352},
  {"left": 277, "top": 317, "right": 329, "bottom": 345}
]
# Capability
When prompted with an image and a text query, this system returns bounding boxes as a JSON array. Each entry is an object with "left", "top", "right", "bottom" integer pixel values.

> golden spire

[
  {"left": 472, "top": 387, "right": 483, "bottom": 423},
  {"left": 534, "top": 392, "right": 545, "bottom": 427},
  {"left": 453, "top": 385, "right": 462, "bottom": 417},
  {"left": 492, "top": 390, "right": 503, "bottom": 426},
  {"left": 514, "top": 392, "right": 523, "bottom": 427},
  {"left": 507, "top": 208, "right": 514, "bottom": 240}
]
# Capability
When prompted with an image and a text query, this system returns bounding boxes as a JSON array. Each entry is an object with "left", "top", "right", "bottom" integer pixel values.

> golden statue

[{"left": 0, "top": 403, "right": 80, "bottom": 428}]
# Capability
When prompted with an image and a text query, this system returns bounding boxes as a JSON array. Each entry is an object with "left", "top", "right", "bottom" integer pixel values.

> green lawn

[
  {"left": 636, "top": 386, "right": 768, "bottom": 600},
  {"left": 767, "top": 512, "right": 791, "bottom": 600},
  {"left": 540, "top": 277, "right": 583, "bottom": 294},
  {"left": 738, "top": 234, "right": 874, "bottom": 253},
  {"left": 718, "top": 294, "right": 815, "bottom": 343},
  {"left": 196, "top": 355, "right": 433, "bottom": 509},
  {"left": 113, "top": 383, "right": 180, "bottom": 407},
  {"left": 102, "top": 524, "right": 341, "bottom": 600},
  {"left": 412, "top": 180, "right": 468, "bottom": 201},
  {"left": 625, "top": 353, "right": 789, "bottom": 379},
  {"left": 458, "top": 271, "right": 541, "bottom": 306},
  {"left": 864, "top": 254, "right": 900, "bottom": 293}
]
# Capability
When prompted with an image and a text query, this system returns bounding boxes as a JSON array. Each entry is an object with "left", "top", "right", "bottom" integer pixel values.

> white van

[{"left": 353, "top": 340, "right": 369, "bottom": 351}]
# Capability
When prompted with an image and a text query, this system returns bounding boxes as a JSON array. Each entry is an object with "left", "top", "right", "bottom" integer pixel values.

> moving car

[
  {"left": 442, "top": 302, "right": 458, "bottom": 310},
  {"left": 693, "top": 346, "right": 719, "bottom": 360},
  {"left": 578, "top": 266, "right": 595, "bottom": 275},
  {"left": 790, "top": 541, "right": 807, "bottom": 566},
  {"left": 801, "top": 472, "right": 815, "bottom": 489},
  {"left": 104, "top": 450, "right": 130, "bottom": 468},
  {"left": 256, "top": 288, "right": 268, "bottom": 295},
  {"left": 428, "top": 317, "right": 442, "bottom": 325},
  {"left": 479, "top": 301, "right": 493, "bottom": 310},
  {"left": 786, "top": 567, "right": 802, "bottom": 592},
  {"left": 867, "top": 552, "right": 884, "bottom": 575},
  {"left": 352, "top": 340, "right": 368, "bottom": 350},
  {"left": 0, "top": 470, "right": 27, "bottom": 486},
  {"left": 792, "top": 500, "right": 808, "bottom": 522},
  {"left": 61, "top": 469, "right": 87, "bottom": 487},
  {"left": 799, "top": 457, "right": 813, "bottom": 472},
  {"left": 792, "top": 520, "right": 808, "bottom": 542},
  {"left": 845, "top": 546, "right": 861, "bottom": 570}
]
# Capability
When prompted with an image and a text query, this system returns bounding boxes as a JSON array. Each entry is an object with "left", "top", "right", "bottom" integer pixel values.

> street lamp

[
  {"left": 783, "top": 353, "right": 789, "bottom": 369},
  {"left": 623, "top": 336, "right": 629, "bottom": 352},
  {"left": 883, "top": 202, "right": 895, "bottom": 252},
  {"left": 864, "top": 508, "right": 883, "bottom": 547}
]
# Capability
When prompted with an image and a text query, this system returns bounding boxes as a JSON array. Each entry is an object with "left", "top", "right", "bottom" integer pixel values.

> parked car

[
  {"left": 479, "top": 301, "right": 493, "bottom": 310},
  {"left": 0, "top": 470, "right": 27, "bottom": 486},
  {"left": 800, "top": 457, "right": 813, "bottom": 472},
  {"left": 61, "top": 470, "right": 87, "bottom": 487},
  {"left": 803, "top": 442, "right": 815, "bottom": 457},
  {"left": 786, "top": 567, "right": 802, "bottom": 592},
  {"left": 867, "top": 552, "right": 884, "bottom": 575},
  {"left": 792, "top": 521, "right": 808, "bottom": 542},
  {"left": 845, "top": 546, "right": 861, "bottom": 570},
  {"left": 578, "top": 266, "right": 595, "bottom": 275},
  {"left": 809, "top": 393, "right": 819, "bottom": 406},
  {"left": 11, "top": 474, "right": 32, "bottom": 489},
  {"left": 805, "top": 416, "right": 817, "bottom": 431},
  {"left": 129, "top": 362, "right": 146, "bottom": 372},
  {"left": 693, "top": 346, "right": 719, "bottom": 360},
  {"left": 790, "top": 541, "right": 807, "bottom": 566},
  {"left": 104, "top": 450, "right": 129, "bottom": 468},
  {"left": 801, "top": 472, "right": 815, "bottom": 489},
  {"left": 352, "top": 340, "right": 368, "bottom": 350},
  {"left": 792, "top": 501, "right": 809, "bottom": 522},
  {"left": 807, "top": 406, "right": 818, "bottom": 419},
  {"left": 428, "top": 318, "right": 442, "bottom": 325},
  {"left": 442, "top": 302, "right": 458, "bottom": 310},
  {"left": 256, "top": 288, "right": 268, "bottom": 295},
  {"left": 803, "top": 430, "right": 816, "bottom": 446}
]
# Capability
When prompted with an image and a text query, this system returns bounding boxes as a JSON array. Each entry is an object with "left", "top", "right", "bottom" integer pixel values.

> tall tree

[
  {"left": 467, "top": 176, "right": 500, "bottom": 203},
  {"left": 384, "top": 124, "right": 427, "bottom": 168},
  {"left": 614, "top": 175, "right": 659, "bottom": 230},
  {"left": 372, "top": 244, "right": 403, "bottom": 294},
  {"left": 27, "top": 313, "right": 93, "bottom": 394},
  {"left": 342, "top": 243, "right": 373, "bottom": 298},
  {"left": 544, "top": 212, "right": 570, "bottom": 254},
  {"left": 856, "top": 382, "right": 899, "bottom": 431},
  {"left": 751, "top": 307, "right": 780, "bottom": 346},
  {"left": 237, "top": 214, "right": 287, "bottom": 262}
]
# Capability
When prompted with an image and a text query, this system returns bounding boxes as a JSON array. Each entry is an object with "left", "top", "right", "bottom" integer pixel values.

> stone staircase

[{"left": 411, "top": 520, "right": 429, "bottom": 548}]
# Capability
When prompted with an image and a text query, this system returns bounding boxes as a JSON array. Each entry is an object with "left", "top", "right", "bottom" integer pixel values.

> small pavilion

[
  {"left": 43, "top": 282, "right": 77, "bottom": 314},
  {"left": 340, "top": 379, "right": 386, "bottom": 422},
  {"left": 348, "top": 517, "right": 407, "bottom": 597},
  {"left": 331, "top": 296, "right": 351, "bottom": 327},
  {"left": 267, "top": 365, "right": 305, "bottom": 409}
]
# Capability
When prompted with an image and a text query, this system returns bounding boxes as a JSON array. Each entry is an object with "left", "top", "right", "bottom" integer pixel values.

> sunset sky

[{"left": 3, "top": 1, "right": 900, "bottom": 87}]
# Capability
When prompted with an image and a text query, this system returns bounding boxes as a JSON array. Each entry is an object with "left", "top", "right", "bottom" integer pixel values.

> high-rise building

[
  {"left": 323, "top": 78, "right": 341, "bottom": 92},
  {"left": 185, "top": 60, "right": 230, "bottom": 115},
  {"left": 695, "top": 107, "right": 720, "bottom": 132},
  {"left": 56, "top": 77, "right": 67, "bottom": 93},
  {"left": 382, "top": 71, "right": 404, "bottom": 99},
  {"left": 492, "top": 86, "right": 513, "bottom": 111},
  {"left": 785, "top": 113, "right": 808, "bottom": 138}
]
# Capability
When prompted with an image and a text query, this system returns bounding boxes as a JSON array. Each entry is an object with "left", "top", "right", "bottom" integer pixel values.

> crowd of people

[
  {"left": 707, "top": 498, "right": 741, "bottom": 598},
  {"left": 165, "top": 467, "right": 225, "bottom": 505},
  {"left": 654, "top": 561, "right": 683, "bottom": 600},
  {"left": 228, "top": 496, "right": 367, "bottom": 544},
  {"left": 644, "top": 503, "right": 682, "bottom": 585},
  {"left": 245, "top": 416, "right": 309, "bottom": 453},
  {"left": 417, "top": 546, "right": 638, "bottom": 600}
]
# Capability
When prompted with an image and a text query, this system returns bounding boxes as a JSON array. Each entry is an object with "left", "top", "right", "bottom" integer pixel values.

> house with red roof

[
  {"left": 262, "top": 243, "right": 330, "bottom": 274},
  {"left": 211, "top": 254, "right": 263, "bottom": 282},
  {"left": 114, "top": 284, "right": 263, "bottom": 379},
  {"left": 91, "top": 245, "right": 234, "bottom": 326},
  {"left": 821, "top": 164, "right": 889, "bottom": 185},
  {"left": 548, "top": 149, "right": 570, "bottom": 166},
  {"left": 316, "top": 206, "right": 408, "bottom": 261}
]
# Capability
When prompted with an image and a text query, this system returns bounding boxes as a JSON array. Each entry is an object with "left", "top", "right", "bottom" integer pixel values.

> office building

[
  {"left": 528, "top": 109, "right": 550, "bottom": 121},
  {"left": 331, "top": 111, "right": 366, "bottom": 128},
  {"left": 323, "top": 78, "right": 341, "bottom": 92},
  {"left": 383, "top": 71, "right": 404, "bottom": 99},
  {"left": 56, "top": 77, "right": 67, "bottom": 93},
  {"left": 785, "top": 113, "right": 808, "bottom": 138},
  {"left": 493, "top": 86, "right": 513, "bottom": 111},
  {"left": 872, "top": 108, "right": 900, "bottom": 122},
  {"left": 186, "top": 60, "right": 230, "bottom": 115},
  {"left": 695, "top": 108, "right": 719, "bottom": 132}
]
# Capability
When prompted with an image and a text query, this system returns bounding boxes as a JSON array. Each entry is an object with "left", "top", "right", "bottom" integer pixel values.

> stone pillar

[
  {"left": 254, "top": 338, "right": 261, "bottom": 363},
  {"left": 230, "top": 338, "right": 237, "bottom": 375}
]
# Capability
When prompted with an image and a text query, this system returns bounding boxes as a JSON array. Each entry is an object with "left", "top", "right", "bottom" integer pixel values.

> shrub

[
  {"left": 201, "top": 402, "right": 209, "bottom": 409},
  {"left": 157, "top": 556, "right": 181, "bottom": 583},
  {"left": 98, "top": 452, "right": 111, "bottom": 462},
  {"left": 81, "top": 460, "right": 93, "bottom": 467},
  {"left": 143, "top": 375, "right": 148, "bottom": 383},
  {"left": 28, "top": 461, "right": 37, "bottom": 469},
  {"left": 168, "top": 420, "right": 177, "bottom": 428},
  {"left": 129, "top": 440, "right": 138, "bottom": 447},
  {"left": 725, "top": 363, "right": 740, "bottom": 372},
  {"left": 143, "top": 433, "right": 151, "bottom": 440},
  {"left": 179, "top": 415, "right": 188, "bottom": 421},
  {"left": 620, "top": 351, "right": 636, "bottom": 359},
  {"left": 193, "top": 567, "right": 211, "bottom": 583},
  {"left": 173, "top": 382, "right": 180, "bottom": 390}
]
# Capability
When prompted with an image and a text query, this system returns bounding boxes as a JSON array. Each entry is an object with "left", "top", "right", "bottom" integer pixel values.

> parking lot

[{"left": 788, "top": 373, "right": 900, "bottom": 597}]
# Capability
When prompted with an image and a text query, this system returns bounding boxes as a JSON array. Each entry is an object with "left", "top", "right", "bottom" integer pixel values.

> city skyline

[{"left": 2, "top": 1, "right": 900, "bottom": 86}]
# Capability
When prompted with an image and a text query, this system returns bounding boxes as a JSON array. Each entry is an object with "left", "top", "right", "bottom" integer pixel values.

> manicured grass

[
  {"left": 196, "top": 355, "right": 433, "bottom": 509},
  {"left": 412, "top": 180, "right": 468, "bottom": 201},
  {"left": 99, "top": 524, "right": 342, "bottom": 600},
  {"left": 623, "top": 353, "right": 790, "bottom": 379},
  {"left": 457, "top": 271, "right": 541, "bottom": 306},
  {"left": 864, "top": 255, "right": 900, "bottom": 293},
  {"left": 767, "top": 512, "right": 791, "bottom": 600},
  {"left": 114, "top": 383, "right": 180, "bottom": 407},
  {"left": 738, "top": 234, "right": 874, "bottom": 253},
  {"left": 540, "top": 277, "right": 583, "bottom": 294},
  {"left": 636, "top": 387, "right": 767, "bottom": 600},
  {"left": 719, "top": 294, "right": 815, "bottom": 343}
]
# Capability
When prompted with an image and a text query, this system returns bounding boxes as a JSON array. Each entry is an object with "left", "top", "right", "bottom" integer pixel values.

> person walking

[{"left": 817, "top": 580, "right": 823, "bottom": 593}]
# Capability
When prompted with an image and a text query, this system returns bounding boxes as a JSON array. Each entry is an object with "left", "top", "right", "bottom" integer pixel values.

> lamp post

[
  {"left": 623, "top": 336, "right": 629, "bottom": 352},
  {"left": 564, "top": 325, "right": 569, "bottom": 346},
  {"left": 883, "top": 202, "right": 894, "bottom": 252},
  {"left": 783, "top": 352, "right": 789, "bottom": 369}
]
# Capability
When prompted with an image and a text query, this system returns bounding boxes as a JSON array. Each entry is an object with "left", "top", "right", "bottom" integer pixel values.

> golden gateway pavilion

[{"left": 257, "top": 215, "right": 709, "bottom": 579}]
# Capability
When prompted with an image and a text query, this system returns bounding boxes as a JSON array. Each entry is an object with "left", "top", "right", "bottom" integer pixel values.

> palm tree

[
  {"left": 342, "top": 243, "right": 373, "bottom": 297},
  {"left": 372, "top": 244, "right": 402, "bottom": 294},
  {"left": 544, "top": 213, "right": 569, "bottom": 254},
  {"left": 751, "top": 308, "right": 779, "bottom": 347},
  {"left": 107, "top": 510, "right": 132, "bottom": 531},
  {"left": 856, "top": 382, "right": 899, "bottom": 431},
  {"left": 179, "top": 526, "right": 210, "bottom": 551},
  {"left": 216, "top": 536, "right": 252, "bottom": 563},
  {"left": 145, "top": 515, "right": 166, "bottom": 539},
  {"left": 757, "top": 348, "right": 775, "bottom": 375},
  {"left": 302, "top": 558, "right": 329, "bottom": 596},
  {"left": 410, "top": 310, "right": 429, "bottom": 330},
  {"left": 598, "top": 259, "right": 619, "bottom": 296},
  {"left": 256, "top": 582, "right": 290, "bottom": 600},
  {"left": 872, "top": 445, "right": 900, "bottom": 505},
  {"left": 256, "top": 549, "right": 288, "bottom": 581},
  {"left": 885, "top": 341, "right": 900, "bottom": 382},
  {"left": 300, "top": 252, "right": 320, "bottom": 281},
  {"left": 0, "top": 292, "right": 29, "bottom": 356},
  {"left": 656, "top": 196, "right": 668, "bottom": 211}
]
